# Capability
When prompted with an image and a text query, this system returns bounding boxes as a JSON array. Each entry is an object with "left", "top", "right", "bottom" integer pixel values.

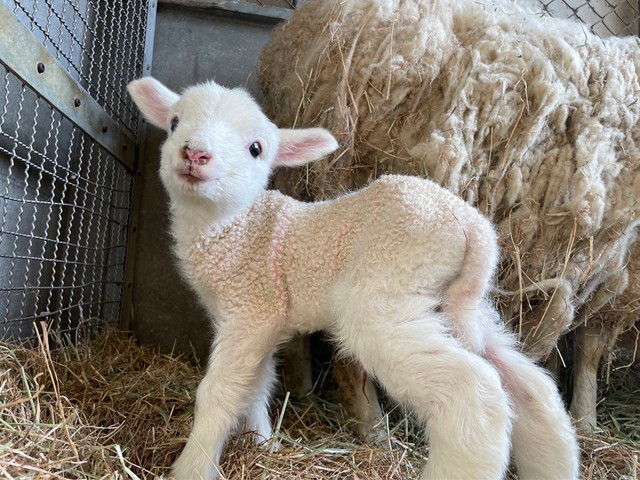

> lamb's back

[
  {"left": 181, "top": 176, "right": 495, "bottom": 333},
  {"left": 283, "top": 175, "right": 492, "bottom": 329}
]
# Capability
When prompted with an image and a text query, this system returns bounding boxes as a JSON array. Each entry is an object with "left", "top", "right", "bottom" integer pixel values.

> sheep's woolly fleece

[{"left": 259, "top": 0, "right": 640, "bottom": 360}]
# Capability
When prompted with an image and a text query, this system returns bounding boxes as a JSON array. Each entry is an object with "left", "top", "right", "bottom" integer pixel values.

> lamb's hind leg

[
  {"left": 333, "top": 299, "right": 512, "bottom": 480},
  {"left": 484, "top": 326, "right": 579, "bottom": 480}
]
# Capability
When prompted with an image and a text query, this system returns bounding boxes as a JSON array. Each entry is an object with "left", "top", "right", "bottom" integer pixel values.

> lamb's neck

[{"left": 169, "top": 197, "right": 247, "bottom": 250}]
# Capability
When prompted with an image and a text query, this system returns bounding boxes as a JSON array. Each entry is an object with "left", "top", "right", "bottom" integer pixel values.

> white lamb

[{"left": 127, "top": 77, "right": 579, "bottom": 480}]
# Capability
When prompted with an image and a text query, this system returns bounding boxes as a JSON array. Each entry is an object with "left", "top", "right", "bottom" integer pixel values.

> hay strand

[{"left": 1, "top": 326, "right": 638, "bottom": 478}]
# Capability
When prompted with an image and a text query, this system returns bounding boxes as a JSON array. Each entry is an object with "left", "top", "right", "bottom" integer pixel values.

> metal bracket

[
  {"left": 159, "top": 0, "right": 294, "bottom": 21},
  {"left": 0, "top": 1, "right": 136, "bottom": 170}
]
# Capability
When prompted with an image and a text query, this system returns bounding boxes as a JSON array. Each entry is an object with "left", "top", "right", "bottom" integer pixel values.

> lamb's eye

[
  {"left": 170, "top": 116, "right": 179, "bottom": 133},
  {"left": 249, "top": 141, "right": 262, "bottom": 158}
]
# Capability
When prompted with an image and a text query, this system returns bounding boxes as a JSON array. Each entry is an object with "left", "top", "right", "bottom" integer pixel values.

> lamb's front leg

[
  {"left": 172, "top": 325, "right": 278, "bottom": 480},
  {"left": 243, "top": 351, "right": 278, "bottom": 446}
]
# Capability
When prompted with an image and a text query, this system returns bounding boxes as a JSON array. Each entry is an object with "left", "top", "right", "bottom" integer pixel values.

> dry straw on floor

[{"left": 0, "top": 325, "right": 638, "bottom": 479}]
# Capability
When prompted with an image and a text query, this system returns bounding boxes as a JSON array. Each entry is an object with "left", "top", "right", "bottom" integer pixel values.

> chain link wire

[
  {"left": 248, "top": 0, "right": 639, "bottom": 37},
  {"left": 537, "top": 0, "right": 639, "bottom": 37}
]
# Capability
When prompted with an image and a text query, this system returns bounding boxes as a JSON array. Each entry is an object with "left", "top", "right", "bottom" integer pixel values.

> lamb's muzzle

[
  {"left": 183, "top": 147, "right": 212, "bottom": 165},
  {"left": 127, "top": 76, "right": 579, "bottom": 480}
]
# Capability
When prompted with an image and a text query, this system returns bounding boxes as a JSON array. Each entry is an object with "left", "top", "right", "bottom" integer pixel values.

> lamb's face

[
  {"left": 129, "top": 77, "right": 338, "bottom": 224},
  {"left": 159, "top": 82, "right": 279, "bottom": 215}
]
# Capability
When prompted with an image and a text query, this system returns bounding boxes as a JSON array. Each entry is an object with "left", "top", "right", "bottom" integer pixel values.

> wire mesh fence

[
  {"left": 0, "top": 68, "right": 131, "bottom": 340},
  {"left": 537, "top": 0, "right": 639, "bottom": 37},
  {"left": 0, "top": 0, "right": 154, "bottom": 342},
  {"left": 10, "top": 0, "right": 151, "bottom": 139}
]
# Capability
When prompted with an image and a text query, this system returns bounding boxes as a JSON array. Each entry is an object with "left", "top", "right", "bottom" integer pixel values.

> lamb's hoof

[{"left": 352, "top": 419, "right": 388, "bottom": 445}]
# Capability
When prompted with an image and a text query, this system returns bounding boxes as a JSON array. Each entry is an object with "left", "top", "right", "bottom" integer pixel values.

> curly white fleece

[{"left": 181, "top": 175, "right": 484, "bottom": 337}]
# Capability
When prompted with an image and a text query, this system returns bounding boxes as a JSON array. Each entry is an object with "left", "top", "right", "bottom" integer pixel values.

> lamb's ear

[
  {"left": 273, "top": 128, "right": 339, "bottom": 167},
  {"left": 127, "top": 77, "right": 180, "bottom": 129}
]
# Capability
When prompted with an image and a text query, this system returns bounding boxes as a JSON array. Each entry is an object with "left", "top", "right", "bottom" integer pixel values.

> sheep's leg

[
  {"left": 283, "top": 336, "right": 384, "bottom": 442},
  {"left": 281, "top": 334, "right": 313, "bottom": 395},
  {"left": 484, "top": 327, "right": 579, "bottom": 480},
  {"left": 333, "top": 356, "right": 385, "bottom": 442},
  {"left": 332, "top": 298, "right": 512, "bottom": 480},
  {"left": 570, "top": 323, "right": 606, "bottom": 431},
  {"left": 242, "top": 350, "right": 278, "bottom": 446},
  {"left": 172, "top": 326, "right": 278, "bottom": 480}
]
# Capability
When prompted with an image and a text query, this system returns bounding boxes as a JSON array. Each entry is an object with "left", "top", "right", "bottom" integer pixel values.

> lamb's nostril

[
  {"left": 196, "top": 154, "right": 211, "bottom": 166},
  {"left": 183, "top": 147, "right": 212, "bottom": 165}
]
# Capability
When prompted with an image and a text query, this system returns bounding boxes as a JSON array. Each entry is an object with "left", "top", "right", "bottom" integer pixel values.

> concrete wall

[{"left": 130, "top": 4, "right": 278, "bottom": 360}]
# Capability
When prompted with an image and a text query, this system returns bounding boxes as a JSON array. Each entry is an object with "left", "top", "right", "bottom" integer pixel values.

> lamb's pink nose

[{"left": 183, "top": 147, "right": 212, "bottom": 165}]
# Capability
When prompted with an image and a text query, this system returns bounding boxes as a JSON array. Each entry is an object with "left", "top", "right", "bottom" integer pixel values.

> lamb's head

[{"left": 127, "top": 77, "right": 337, "bottom": 222}]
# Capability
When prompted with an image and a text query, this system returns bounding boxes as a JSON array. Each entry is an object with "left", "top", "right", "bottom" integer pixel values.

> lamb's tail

[
  {"left": 442, "top": 220, "right": 499, "bottom": 353},
  {"left": 483, "top": 322, "right": 580, "bottom": 480},
  {"left": 441, "top": 218, "right": 579, "bottom": 479}
]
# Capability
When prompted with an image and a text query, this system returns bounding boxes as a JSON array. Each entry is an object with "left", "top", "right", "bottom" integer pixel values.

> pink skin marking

[
  {"left": 484, "top": 344, "right": 519, "bottom": 395},
  {"left": 331, "top": 222, "right": 350, "bottom": 270},
  {"left": 272, "top": 204, "right": 288, "bottom": 300}
]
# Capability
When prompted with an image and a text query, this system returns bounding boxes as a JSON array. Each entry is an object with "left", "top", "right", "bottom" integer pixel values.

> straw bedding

[
  {"left": 1, "top": 326, "right": 638, "bottom": 479},
  {"left": 0, "top": 327, "right": 195, "bottom": 478},
  {"left": 259, "top": 0, "right": 640, "bottom": 361},
  {"left": 0, "top": 327, "right": 424, "bottom": 479}
]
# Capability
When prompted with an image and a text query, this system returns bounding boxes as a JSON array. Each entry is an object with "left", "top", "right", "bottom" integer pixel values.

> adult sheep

[{"left": 259, "top": 0, "right": 640, "bottom": 431}]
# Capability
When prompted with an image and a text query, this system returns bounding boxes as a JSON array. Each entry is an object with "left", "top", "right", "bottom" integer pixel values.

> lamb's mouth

[
  {"left": 178, "top": 172, "right": 204, "bottom": 184},
  {"left": 176, "top": 163, "right": 207, "bottom": 184}
]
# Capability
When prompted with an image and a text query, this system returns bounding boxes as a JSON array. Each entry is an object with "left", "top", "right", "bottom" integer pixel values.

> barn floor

[{"left": 0, "top": 326, "right": 638, "bottom": 479}]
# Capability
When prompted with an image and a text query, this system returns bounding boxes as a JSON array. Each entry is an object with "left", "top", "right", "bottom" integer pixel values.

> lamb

[
  {"left": 127, "top": 76, "right": 579, "bottom": 480},
  {"left": 259, "top": 0, "right": 640, "bottom": 431}
]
